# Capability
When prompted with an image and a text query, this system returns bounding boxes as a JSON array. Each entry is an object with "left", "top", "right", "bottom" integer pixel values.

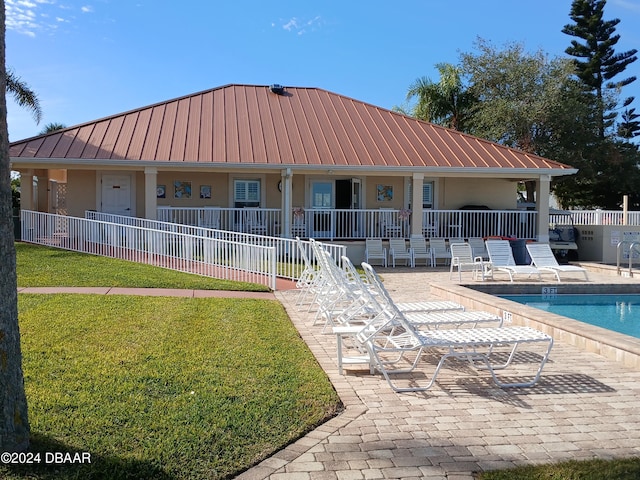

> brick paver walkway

[{"left": 237, "top": 268, "right": 640, "bottom": 480}]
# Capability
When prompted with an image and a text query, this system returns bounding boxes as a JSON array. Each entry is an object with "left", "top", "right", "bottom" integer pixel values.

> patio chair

[
  {"left": 409, "top": 235, "right": 431, "bottom": 267},
  {"left": 360, "top": 262, "right": 465, "bottom": 315},
  {"left": 365, "top": 238, "right": 387, "bottom": 267},
  {"left": 449, "top": 242, "right": 491, "bottom": 281},
  {"left": 526, "top": 243, "right": 589, "bottom": 282},
  {"left": 468, "top": 237, "right": 488, "bottom": 260},
  {"left": 356, "top": 310, "right": 553, "bottom": 392},
  {"left": 485, "top": 240, "right": 542, "bottom": 282},
  {"left": 291, "top": 210, "right": 307, "bottom": 238},
  {"left": 361, "top": 262, "right": 502, "bottom": 329},
  {"left": 428, "top": 238, "right": 450, "bottom": 267},
  {"left": 198, "top": 207, "right": 221, "bottom": 229},
  {"left": 379, "top": 209, "right": 402, "bottom": 238},
  {"left": 244, "top": 208, "right": 267, "bottom": 235},
  {"left": 388, "top": 238, "right": 413, "bottom": 267}
]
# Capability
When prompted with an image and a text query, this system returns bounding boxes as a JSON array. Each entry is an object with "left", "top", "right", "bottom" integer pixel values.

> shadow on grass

[{"left": 1, "top": 433, "right": 175, "bottom": 480}]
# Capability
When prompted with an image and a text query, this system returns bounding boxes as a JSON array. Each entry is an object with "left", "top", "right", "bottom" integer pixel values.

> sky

[{"left": 5, "top": 0, "right": 640, "bottom": 142}]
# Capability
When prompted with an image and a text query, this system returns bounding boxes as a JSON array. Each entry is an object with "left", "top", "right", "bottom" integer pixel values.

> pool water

[{"left": 500, "top": 294, "right": 640, "bottom": 339}]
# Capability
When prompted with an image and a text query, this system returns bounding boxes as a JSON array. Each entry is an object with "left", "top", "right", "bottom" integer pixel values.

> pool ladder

[{"left": 616, "top": 241, "right": 640, "bottom": 277}]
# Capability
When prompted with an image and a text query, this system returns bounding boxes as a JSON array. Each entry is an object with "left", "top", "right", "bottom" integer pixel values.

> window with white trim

[
  {"left": 408, "top": 181, "right": 434, "bottom": 209},
  {"left": 234, "top": 180, "right": 260, "bottom": 208}
]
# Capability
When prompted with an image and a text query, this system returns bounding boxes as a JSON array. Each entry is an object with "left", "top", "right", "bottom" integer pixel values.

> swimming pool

[{"left": 500, "top": 294, "right": 640, "bottom": 339}]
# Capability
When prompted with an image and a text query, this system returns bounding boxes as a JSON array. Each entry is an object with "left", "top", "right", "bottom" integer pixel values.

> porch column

[
  {"left": 144, "top": 167, "right": 158, "bottom": 220},
  {"left": 536, "top": 175, "right": 550, "bottom": 242},
  {"left": 411, "top": 173, "right": 424, "bottom": 236},
  {"left": 20, "top": 170, "right": 34, "bottom": 211},
  {"left": 281, "top": 168, "right": 292, "bottom": 237}
]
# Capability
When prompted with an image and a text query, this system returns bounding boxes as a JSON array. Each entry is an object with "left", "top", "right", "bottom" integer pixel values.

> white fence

[
  {"left": 22, "top": 210, "right": 281, "bottom": 290},
  {"left": 157, "top": 206, "right": 539, "bottom": 240},
  {"left": 567, "top": 210, "right": 640, "bottom": 226}
]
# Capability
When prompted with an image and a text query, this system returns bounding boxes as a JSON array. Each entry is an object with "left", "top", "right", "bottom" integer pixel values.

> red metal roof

[{"left": 9, "top": 84, "right": 574, "bottom": 173}]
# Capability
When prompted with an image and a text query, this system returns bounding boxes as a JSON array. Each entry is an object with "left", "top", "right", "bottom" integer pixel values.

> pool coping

[{"left": 430, "top": 281, "right": 640, "bottom": 369}]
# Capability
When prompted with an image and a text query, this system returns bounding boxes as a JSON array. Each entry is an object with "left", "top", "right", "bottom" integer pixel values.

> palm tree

[
  {"left": 6, "top": 69, "right": 42, "bottom": 124},
  {"left": 0, "top": 0, "right": 31, "bottom": 453},
  {"left": 40, "top": 122, "right": 67, "bottom": 134},
  {"left": 405, "top": 63, "right": 475, "bottom": 131}
]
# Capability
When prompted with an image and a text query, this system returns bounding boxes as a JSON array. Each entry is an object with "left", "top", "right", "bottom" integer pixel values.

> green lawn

[
  {"left": 3, "top": 243, "right": 341, "bottom": 479},
  {"left": 16, "top": 242, "right": 270, "bottom": 291}
]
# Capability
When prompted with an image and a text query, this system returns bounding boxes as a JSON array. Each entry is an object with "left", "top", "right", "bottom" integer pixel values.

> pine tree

[{"left": 562, "top": 0, "right": 637, "bottom": 138}]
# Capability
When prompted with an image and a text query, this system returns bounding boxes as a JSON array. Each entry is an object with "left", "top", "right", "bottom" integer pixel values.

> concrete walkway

[{"left": 17, "top": 286, "right": 277, "bottom": 300}]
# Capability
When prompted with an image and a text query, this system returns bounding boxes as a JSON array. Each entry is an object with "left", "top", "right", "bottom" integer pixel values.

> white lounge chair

[
  {"left": 409, "top": 235, "right": 431, "bottom": 267},
  {"left": 365, "top": 239, "right": 387, "bottom": 267},
  {"left": 388, "top": 238, "right": 413, "bottom": 267},
  {"left": 468, "top": 237, "right": 488, "bottom": 260},
  {"left": 356, "top": 294, "right": 554, "bottom": 392},
  {"left": 526, "top": 243, "right": 589, "bottom": 282},
  {"left": 429, "top": 238, "right": 450, "bottom": 267},
  {"left": 361, "top": 262, "right": 503, "bottom": 330},
  {"left": 485, "top": 240, "right": 542, "bottom": 282},
  {"left": 449, "top": 242, "right": 491, "bottom": 281}
]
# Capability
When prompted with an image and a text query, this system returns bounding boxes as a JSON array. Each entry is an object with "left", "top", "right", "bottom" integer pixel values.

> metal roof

[{"left": 9, "top": 84, "right": 575, "bottom": 174}]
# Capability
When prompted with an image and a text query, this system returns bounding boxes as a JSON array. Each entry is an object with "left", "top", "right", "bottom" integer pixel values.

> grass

[
  {"left": 16, "top": 243, "right": 270, "bottom": 291},
  {"left": 478, "top": 458, "right": 640, "bottom": 479},
  {"left": 4, "top": 294, "right": 341, "bottom": 480},
  {"left": 4, "top": 243, "right": 340, "bottom": 479}
]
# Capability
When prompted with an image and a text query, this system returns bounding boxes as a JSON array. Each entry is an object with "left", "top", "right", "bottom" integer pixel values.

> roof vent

[{"left": 269, "top": 84, "right": 285, "bottom": 95}]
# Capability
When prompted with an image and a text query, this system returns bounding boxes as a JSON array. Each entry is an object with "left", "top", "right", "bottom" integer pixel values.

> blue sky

[{"left": 5, "top": 0, "right": 640, "bottom": 141}]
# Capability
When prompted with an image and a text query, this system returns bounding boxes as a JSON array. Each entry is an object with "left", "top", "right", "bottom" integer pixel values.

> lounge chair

[
  {"left": 485, "top": 240, "right": 542, "bottom": 282},
  {"left": 356, "top": 290, "right": 554, "bottom": 392},
  {"left": 429, "top": 238, "right": 450, "bottom": 267},
  {"left": 409, "top": 235, "right": 431, "bottom": 267},
  {"left": 526, "top": 243, "right": 589, "bottom": 282},
  {"left": 365, "top": 238, "right": 387, "bottom": 267},
  {"left": 361, "top": 262, "right": 503, "bottom": 330},
  {"left": 468, "top": 237, "right": 488, "bottom": 260},
  {"left": 388, "top": 238, "right": 413, "bottom": 267},
  {"left": 449, "top": 242, "right": 491, "bottom": 281}
]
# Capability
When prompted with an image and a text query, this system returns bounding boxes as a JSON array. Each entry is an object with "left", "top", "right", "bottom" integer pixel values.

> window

[
  {"left": 312, "top": 181, "right": 333, "bottom": 208},
  {"left": 408, "top": 181, "right": 434, "bottom": 209},
  {"left": 234, "top": 180, "right": 260, "bottom": 208}
]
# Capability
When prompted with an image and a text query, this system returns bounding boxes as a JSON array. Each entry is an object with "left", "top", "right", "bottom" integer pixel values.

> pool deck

[{"left": 238, "top": 263, "right": 640, "bottom": 480}]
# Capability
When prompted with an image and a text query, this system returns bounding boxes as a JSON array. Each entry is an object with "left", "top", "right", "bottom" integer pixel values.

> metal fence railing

[{"left": 22, "top": 210, "right": 279, "bottom": 290}]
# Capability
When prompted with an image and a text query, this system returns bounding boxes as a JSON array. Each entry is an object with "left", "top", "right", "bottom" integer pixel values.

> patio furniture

[
  {"left": 485, "top": 240, "right": 542, "bottom": 282},
  {"left": 244, "top": 208, "right": 267, "bottom": 235},
  {"left": 409, "top": 235, "right": 431, "bottom": 267},
  {"left": 429, "top": 238, "right": 450, "bottom": 267},
  {"left": 198, "top": 207, "right": 221, "bottom": 229},
  {"left": 449, "top": 242, "right": 491, "bottom": 281},
  {"left": 354, "top": 282, "right": 554, "bottom": 392},
  {"left": 379, "top": 209, "right": 402, "bottom": 238},
  {"left": 365, "top": 238, "right": 387, "bottom": 267},
  {"left": 526, "top": 243, "right": 589, "bottom": 282},
  {"left": 291, "top": 210, "right": 307, "bottom": 238},
  {"left": 360, "top": 262, "right": 465, "bottom": 315},
  {"left": 361, "top": 262, "right": 502, "bottom": 330},
  {"left": 468, "top": 237, "right": 489, "bottom": 260},
  {"left": 388, "top": 238, "right": 413, "bottom": 267}
]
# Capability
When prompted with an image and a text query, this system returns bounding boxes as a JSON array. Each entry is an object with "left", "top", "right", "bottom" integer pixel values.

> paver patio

[{"left": 238, "top": 266, "right": 640, "bottom": 480}]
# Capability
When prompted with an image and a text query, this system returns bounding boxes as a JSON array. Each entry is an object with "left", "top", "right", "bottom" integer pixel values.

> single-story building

[{"left": 9, "top": 83, "right": 577, "bottom": 242}]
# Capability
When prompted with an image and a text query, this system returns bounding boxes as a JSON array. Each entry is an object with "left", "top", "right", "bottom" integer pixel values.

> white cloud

[
  {"left": 6, "top": 0, "right": 91, "bottom": 36},
  {"left": 612, "top": 0, "right": 640, "bottom": 14},
  {"left": 280, "top": 15, "right": 322, "bottom": 35}
]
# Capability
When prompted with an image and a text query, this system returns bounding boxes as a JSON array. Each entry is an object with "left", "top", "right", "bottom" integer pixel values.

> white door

[{"left": 101, "top": 174, "right": 132, "bottom": 215}]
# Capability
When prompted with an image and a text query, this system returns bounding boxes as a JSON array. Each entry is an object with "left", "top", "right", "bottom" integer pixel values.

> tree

[
  {"left": 6, "top": 69, "right": 42, "bottom": 125},
  {"left": 403, "top": 63, "right": 476, "bottom": 131},
  {"left": 39, "top": 122, "right": 66, "bottom": 134},
  {"left": 460, "top": 38, "right": 585, "bottom": 202},
  {"left": 0, "top": 0, "right": 30, "bottom": 452},
  {"left": 562, "top": 0, "right": 637, "bottom": 138}
]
